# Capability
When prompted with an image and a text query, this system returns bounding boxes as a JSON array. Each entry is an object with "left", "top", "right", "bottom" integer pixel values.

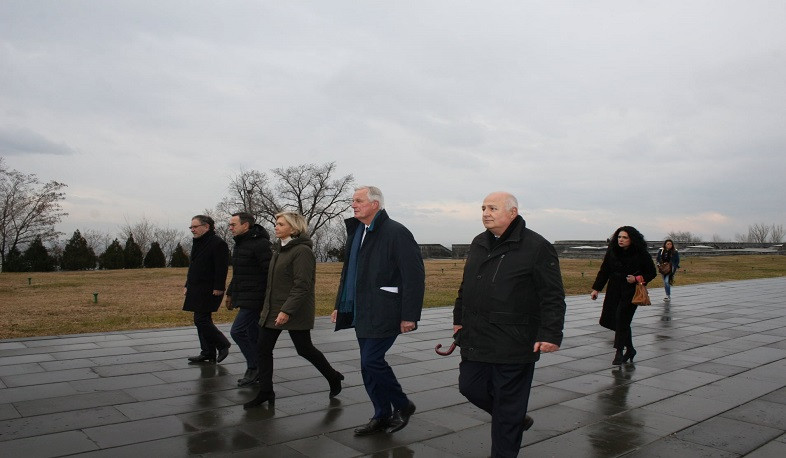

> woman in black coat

[
  {"left": 183, "top": 215, "right": 231, "bottom": 363},
  {"left": 590, "top": 226, "right": 656, "bottom": 365}
]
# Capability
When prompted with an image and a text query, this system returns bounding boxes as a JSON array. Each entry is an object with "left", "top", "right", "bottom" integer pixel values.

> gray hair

[
  {"left": 356, "top": 185, "right": 385, "bottom": 209},
  {"left": 192, "top": 215, "right": 215, "bottom": 230},
  {"left": 504, "top": 193, "right": 518, "bottom": 211}
]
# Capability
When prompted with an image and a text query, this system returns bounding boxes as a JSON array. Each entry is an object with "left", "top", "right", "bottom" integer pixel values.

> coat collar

[
  {"left": 476, "top": 215, "right": 525, "bottom": 252},
  {"left": 346, "top": 209, "right": 389, "bottom": 233}
]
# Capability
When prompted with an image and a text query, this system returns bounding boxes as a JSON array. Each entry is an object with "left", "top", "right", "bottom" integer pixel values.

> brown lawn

[{"left": 1, "top": 255, "right": 784, "bottom": 339}]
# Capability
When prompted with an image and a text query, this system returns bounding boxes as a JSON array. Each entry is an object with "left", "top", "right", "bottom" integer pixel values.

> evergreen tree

[
  {"left": 61, "top": 230, "right": 97, "bottom": 270},
  {"left": 3, "top": 246, "right": 26, "bottom": 272},
  {"left": 169, "top": 242, "right": 190, "bottom": 267},
  {"left": 123, "top": 234, "right": 143, "bottom": 269},
  {"left": 144, "top": 242, "right": 166, "bottom": 268},
  {"left": 23, "top": 237, "right": 56, "bottom": 272},
  {"left": 99, "top": 239, "right": 125, "bottom": 270}
]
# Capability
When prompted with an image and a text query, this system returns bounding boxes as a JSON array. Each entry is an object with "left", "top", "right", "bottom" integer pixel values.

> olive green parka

[{"left": 259, "top": 236, "right": 316, "bottom": 330}]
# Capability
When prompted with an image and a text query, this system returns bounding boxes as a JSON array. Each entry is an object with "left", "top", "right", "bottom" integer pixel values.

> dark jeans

[
  {"left": 357, "top": 336, "right": 409, "bottom": 419},
  {"left": 230, "top": 308, "right": 260, "bottom": 370},
  {"left": 459, "top": 360, "right": 535, "bottom": 458},
  {"left": 257, "top": 327, "right": 337, "bottom": 392},
  {"left": 194, "top": 311, "right": 230, "bottom": 357}
]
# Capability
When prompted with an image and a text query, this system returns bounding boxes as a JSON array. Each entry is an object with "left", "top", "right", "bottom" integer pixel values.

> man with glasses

[{"left": 183, "top": 215, "right": 232, "bottom": 363}]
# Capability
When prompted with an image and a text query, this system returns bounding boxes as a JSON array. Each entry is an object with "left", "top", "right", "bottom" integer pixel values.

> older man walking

[
  {"left": 453, "top": 191, "right": 566, "bottom": 457},
  {"left": 332, "top": 186, "right": 425, "bottom": 436}
]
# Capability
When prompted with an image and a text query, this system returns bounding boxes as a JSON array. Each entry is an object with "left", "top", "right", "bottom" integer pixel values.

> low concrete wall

[{"left": 428, "top": 242, "right": 785, "bottom": 260}]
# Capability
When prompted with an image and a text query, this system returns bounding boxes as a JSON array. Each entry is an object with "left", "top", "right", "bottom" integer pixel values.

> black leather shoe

[
  {"left": 386, "top": 400, "right": 416, "bottom": 433},
  {"left": 623, "top": 348, "right": 637, "bottom": 363},
  {"left": 612, "top": 350, "right": 623, "bottom": 365},
  {"left": 329, "top": 372, "right": 344, "bottom": 398},
  {"left": 243, "top": 390, "right": 275, "bottom": 409},
  {"left": 354, "top": 418, "right": 390, "bottom": 436},
  {"left": 216, "top": 346, "right": 230, "bottom": 363},
  {"left": 523, "top": 415, "right": 534, "bottom": 431},
  {"left": 237, "top": 368, "right": 259, "bottom": 387},
  {"left": 187, "top": 354, "right": 215, "bottom": 363}
]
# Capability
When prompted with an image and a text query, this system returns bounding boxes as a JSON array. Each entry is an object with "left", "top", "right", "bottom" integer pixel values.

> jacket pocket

[
  {"left": 369, "top": 288, "right": 401, "bottom": 332},
  {"left": 488, "top": 311, "right": 535, "bottom": 348},
  {"left": 489, "top": 311, "right": 529, "bottom": 325}
]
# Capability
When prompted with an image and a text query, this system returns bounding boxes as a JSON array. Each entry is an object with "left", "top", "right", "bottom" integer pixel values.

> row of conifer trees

[{"left": 3, "top": 230, "right": 190, "bottom": 272}]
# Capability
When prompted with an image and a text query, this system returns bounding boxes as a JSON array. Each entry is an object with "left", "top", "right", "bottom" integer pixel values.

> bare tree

[
  {"left": 0, "top": 159, "right": 68, "bottom": 270},
  {"left": 154, "top": 226, "right": 189, "bottom": 263},
  {"left": 201, "top": 207, "right": 232, "bottom": 247},
  {"left": 221, "top": 162, "right": 354, "bottom": 254},
  {"left": 319, "top": 218, "right": 348, "bottom": 262},
  {"left": 221, "top": 169, "right": 272, "bottom": 221},
  {"left": 711, "top": 234, "right": 727, "bottom": 243},
  {"left": 82, "top": 229, "right": 113, "bottom": 255},
  {"left": 747, "top": 223, "right": 771, "bottom": 243},
  {"left": 272, "top": 162, "right": 355, "bottom": 237},
  {"left": 118, "top": 216, "right": 157, "bottom": 255},
  {"left": 665, "top": 231, "right": 702, "bottom": 244},
  {"left": 769, "top": 224, "right": 784, "bottom": 243}
]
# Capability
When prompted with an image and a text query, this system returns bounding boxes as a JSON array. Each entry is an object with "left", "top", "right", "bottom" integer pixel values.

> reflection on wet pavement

[{"left": 1, "top": 277, "right": 785, "bottom": 456}]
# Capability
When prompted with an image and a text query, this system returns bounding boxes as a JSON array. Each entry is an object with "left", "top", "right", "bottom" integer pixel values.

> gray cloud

[
  {"left": 1, "top": 0, "right": 785, "bottom": 245},
  {"left": 0, "top": 127, "right": 77, "bottom": 156}
]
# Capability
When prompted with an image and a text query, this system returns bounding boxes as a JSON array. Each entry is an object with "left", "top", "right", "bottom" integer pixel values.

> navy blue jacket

[{"left": 334, "top": 210, "right": 425, "bottom": 338}]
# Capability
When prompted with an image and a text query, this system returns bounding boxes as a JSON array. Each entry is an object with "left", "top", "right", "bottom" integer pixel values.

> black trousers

[
  {"left": 257, "top": 327, "right": 337, "bottom": 392},
  {"left": 193, "top": 311, "right": 230, "bottom": 357},
  {"left": 459, "top": 360, "right": 535, "bottom": 458},
  {"left": 614, "top": 302, "right": 637, "bottom": 351}
]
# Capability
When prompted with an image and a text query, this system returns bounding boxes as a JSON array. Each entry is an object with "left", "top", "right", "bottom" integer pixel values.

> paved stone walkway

[{"left": 1, "top": 277, "right": 785, "bottom": 457}]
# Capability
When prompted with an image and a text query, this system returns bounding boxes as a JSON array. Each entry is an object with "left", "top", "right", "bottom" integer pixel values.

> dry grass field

[{"left": 1, "top": 255, "right": 784, "bottom": 339}]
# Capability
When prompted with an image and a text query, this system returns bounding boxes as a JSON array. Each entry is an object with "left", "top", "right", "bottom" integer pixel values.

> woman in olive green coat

[{"left": 244, "top": 212, "right": 343, "bottom": 408}]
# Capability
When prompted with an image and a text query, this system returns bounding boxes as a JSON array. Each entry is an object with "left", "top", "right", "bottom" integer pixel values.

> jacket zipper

[{"left": 492, "top": 254, "right": 505, "bottom": 283}]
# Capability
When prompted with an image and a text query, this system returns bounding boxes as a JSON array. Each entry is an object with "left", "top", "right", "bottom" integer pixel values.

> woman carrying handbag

[
  {"left": 656, "top": 239, "right": 680, "bottom": 302},
  {"left": 590, "top": 226, "right": 657, "bottom": 365}
]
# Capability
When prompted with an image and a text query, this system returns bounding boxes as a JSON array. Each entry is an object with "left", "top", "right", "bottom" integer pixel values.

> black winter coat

[
  {"left": 592, "top": 246, "right": 657, "bottom": 330},
  {"left": 453, "top": 216, "right": 566, "bottom": 364},
  {"left": 183, "top": 231, "right": 230, "bottom": 313},
  {"left": 227, "top": 224, "right": 272, "bottom": 310},
  {"left": 334, "top": 210, "right": 425, "bottom": 338}
]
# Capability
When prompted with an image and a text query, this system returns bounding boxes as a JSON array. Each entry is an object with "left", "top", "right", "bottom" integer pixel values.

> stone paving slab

[{"left": 1, "top": 277, "right": 785, "bottom": 457}]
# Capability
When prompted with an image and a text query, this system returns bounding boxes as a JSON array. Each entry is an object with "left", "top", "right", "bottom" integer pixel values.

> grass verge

[{"left": 1, "top": 255, "right": 784, "bottom": 339}]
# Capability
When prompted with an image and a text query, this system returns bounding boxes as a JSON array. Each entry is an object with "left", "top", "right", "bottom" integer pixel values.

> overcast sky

[{"left": 2, "top": 1, "right": 785, "bottom": 247}]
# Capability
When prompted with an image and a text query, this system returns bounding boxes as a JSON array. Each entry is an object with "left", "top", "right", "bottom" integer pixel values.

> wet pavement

[{"left": 1, "top": 277, "right": 786, "bottom": 457}]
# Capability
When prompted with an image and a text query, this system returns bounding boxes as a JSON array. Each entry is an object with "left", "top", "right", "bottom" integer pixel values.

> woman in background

[
  {"left": 656, "top": 239, "right": 680, "bottom": 302},
  {"left": 590, "top": 226, "right": 656, "bottom": 365},
  {"left": 243, "top": 212, "right": 343, "bottom": 408}
]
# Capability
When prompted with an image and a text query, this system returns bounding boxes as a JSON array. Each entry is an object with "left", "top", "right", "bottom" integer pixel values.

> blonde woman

[{"left": 244, "top": 212, "right": 343, "bottom": 408}]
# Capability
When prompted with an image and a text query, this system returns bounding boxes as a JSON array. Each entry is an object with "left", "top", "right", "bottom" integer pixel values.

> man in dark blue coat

[
  {"left": 226, "top": 212, "right": 272, "bottom": 386},
  {"left": 183, "top": 215, "right": 231, "bottom": 363},
  {"left": 332, "top": 186, "right": 425, "bottom": 436},
  {"left": 453, "top": 192, "right": 566, "bottom": 458}
]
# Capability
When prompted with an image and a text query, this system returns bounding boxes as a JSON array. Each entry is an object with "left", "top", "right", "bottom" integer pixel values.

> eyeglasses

[{"left": 189, "top": 224, "right": 206, "bottom": 230}]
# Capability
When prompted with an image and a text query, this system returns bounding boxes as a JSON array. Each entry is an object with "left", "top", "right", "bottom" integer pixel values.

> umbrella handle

[{"left": 435, "top": 342, "right": 456, "bottom": 356}]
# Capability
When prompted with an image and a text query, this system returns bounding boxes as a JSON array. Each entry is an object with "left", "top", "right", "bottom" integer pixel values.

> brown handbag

[
  {"left": 658, "top": 261, "right": 672, "bottom": 275},
  {"left": 632, "top": 282, "right": 651, "bottom": 305}
]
